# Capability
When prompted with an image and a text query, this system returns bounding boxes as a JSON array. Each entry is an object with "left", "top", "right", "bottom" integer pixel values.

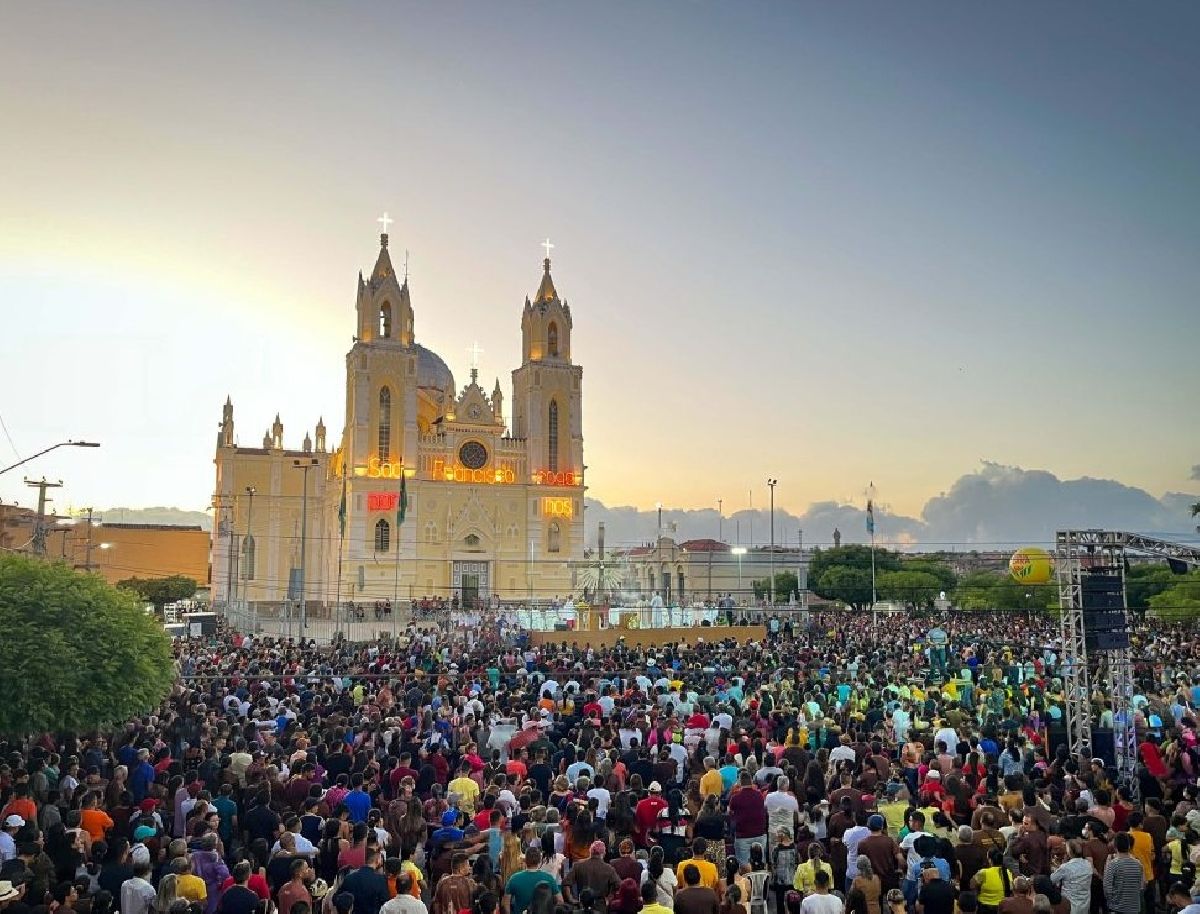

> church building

[{"left": 210, "top": 229, "right": 584, "bottom": 612}]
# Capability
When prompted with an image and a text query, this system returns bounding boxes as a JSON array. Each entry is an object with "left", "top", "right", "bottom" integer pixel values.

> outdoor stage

[{"left": 528, "top": 623, "right": 767, "bottom": 649}]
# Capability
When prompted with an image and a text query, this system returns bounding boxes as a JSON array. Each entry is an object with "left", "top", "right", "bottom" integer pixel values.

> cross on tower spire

[
  {"left": 541, "top": 237, "right": 555, "bottom": 260},
  {"left": 377, "top": 212, "right": 394, "bottom": 246}
]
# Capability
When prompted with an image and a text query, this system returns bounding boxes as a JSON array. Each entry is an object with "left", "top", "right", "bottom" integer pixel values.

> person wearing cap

[
  {"left": 857, "top": 815, "right": 903, "bottom": 894},
  {"left": 0, "top": 817, "right": 21, "bottom": 867},
  {"left": 634, "top": 782, "right": 668, "bottom": 849}
]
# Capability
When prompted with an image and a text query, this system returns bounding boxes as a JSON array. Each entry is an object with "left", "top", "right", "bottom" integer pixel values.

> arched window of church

[
  {"left": 241, "top": 535, "right": 256, "bottom": 581},
  {"left": 548, "top": 321, "right": 559, "bottom": 357},
  {"left": 380, "top": 302, "right": 392, "bottom": 338},
  {"left": 548, "top": 400, "right": 559, "bottom": 472},
  {"left": 548, "top": 521, "right": 561, "bottom": 554},
  {"left": 374, "top": 519, "right": 390, "bottom": 553},
  {"left": 425, "top": 521, "right": 438, "bottom": 544},
  {"left": 378, "top": 387, "right": 391, "bottom": 458}
]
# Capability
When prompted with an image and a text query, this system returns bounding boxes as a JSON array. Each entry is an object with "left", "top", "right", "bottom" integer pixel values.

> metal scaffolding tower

[{"left": 1056, "top": 529, "right": 1200, "bottom": 795}]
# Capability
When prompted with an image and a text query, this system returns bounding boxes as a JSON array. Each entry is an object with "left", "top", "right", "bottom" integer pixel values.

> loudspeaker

[{"left": 1082, "top": 571, "right": 1129, "bottom": 651}]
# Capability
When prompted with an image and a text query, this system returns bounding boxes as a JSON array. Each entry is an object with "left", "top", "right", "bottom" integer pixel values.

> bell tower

[{"left": 512, "top": 245, "right": 584, "bottom": 563}]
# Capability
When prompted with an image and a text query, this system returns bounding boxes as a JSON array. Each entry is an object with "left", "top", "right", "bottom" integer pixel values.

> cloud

[
  {"left": 108, "top": 464, "right": 1200, "bottom": 550},
  {"left": 585, "top": 462, "right": 1200, "bottom": 550}
]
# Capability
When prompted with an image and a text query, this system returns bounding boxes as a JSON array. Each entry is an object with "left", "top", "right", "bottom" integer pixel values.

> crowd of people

[{"left": 3, "top": 609, "right": 1200, "bottom": 914}]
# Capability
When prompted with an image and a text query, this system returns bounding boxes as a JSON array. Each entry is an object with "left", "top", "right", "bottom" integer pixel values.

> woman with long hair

[
  {"left": 642, "top": 847, "right": 677, "bottom": 909},
  {"left": 694, "top": 795, "right": 725, "bottom": 844},
  {"left": 971, "top": 847, "right": 1012, "bottom": 914},
  {"left": 850, "top": 857, "right": 882, "bottom": 914},
  {"left": 498, "top": 833, "right": 525, "bottom": 885},
  {"left": 539, "top": 831, "right": 566, "bottom": 881},
  {"left": 316, "top": 818, "right": 346, "bottom": 883},
  {"left": 154, "top": 875, "right": 179, "bottom": 914},
  {"left": 657, "top": 788, "right": 691, "bottom": 864}
]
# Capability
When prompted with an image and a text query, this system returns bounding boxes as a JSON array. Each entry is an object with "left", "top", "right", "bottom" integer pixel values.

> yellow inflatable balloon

[{"left": 1009, "top": 547, "right": 1054, "bottom": 584}]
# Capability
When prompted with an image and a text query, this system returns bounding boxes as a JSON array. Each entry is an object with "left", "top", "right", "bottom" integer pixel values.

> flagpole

[
  {"left": 335, "top": 468, "right": 349, "bottom": 642},
  {"left": 391, "top": 468, "right": 407, "bottom": 642},
  {"left": 336, "top": 529, "right": 345, "bottom": 641},
  {"left": 867, "top": 482, "right": 877, "bottom": 628},
  {"left": 870, "top": 524, "right": 877, "bottom": 629}
]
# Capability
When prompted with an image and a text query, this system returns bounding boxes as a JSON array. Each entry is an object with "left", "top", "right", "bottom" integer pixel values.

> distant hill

[{"left": 101, "top": 506, "right": 212, "bottom": 531}]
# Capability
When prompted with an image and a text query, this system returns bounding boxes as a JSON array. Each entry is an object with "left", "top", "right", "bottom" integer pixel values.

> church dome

[{"left": 414, "top": 343, "right": 455, "bottom": 391}]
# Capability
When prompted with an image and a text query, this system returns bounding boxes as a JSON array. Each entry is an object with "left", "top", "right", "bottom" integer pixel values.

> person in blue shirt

[
  {"left": 129, "top": 749, "right": 157, "bottom": 803},
  {"left": 343, "top": 775, "right": 372, "bottom": 824},
  {"left": 431, "top": 809, "right": 465, "bottom": 849},
  {"left": 719, "top": 756, "right": 740, "bottom": 793}
]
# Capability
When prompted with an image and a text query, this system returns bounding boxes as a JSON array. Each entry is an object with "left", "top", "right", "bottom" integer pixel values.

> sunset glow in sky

[{"left": 1, "top": 3, "right": 1197, "bottom": 525}]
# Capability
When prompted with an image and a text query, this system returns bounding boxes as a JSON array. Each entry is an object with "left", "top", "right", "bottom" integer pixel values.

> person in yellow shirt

[
  {"left": 699, "top": 758, "right": 724, "bottom": 800},
  {"left": 793, "top": 844, "right": 833, "bottom": 895},
  {"left": 1127, "top": 811, "right": 1156, "bottom": 885},
  {"left": 640, "top": 881, "right": 673, "bottom": 914},
  {"left": 676, "top": 839, "right": 722, "bottom": 894},
  {"left": 171, "top": 858, "right": 208, "bottom": 905},
  {"left": 448, "top": 763, "right": 480, "bottom": 815}
]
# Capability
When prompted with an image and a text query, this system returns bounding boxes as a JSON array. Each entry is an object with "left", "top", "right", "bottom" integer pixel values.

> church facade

[{"left": 210, "top": 231, "right": 585, "bottom": 612}]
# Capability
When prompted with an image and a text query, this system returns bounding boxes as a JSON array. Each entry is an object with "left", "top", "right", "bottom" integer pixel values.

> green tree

[
  {"left": 901, "top": 560, "right": 958, "bottom": 593},
  {"left": 752, "top": 571, "right": 800, "bottom": 601},
  {"left": 1125, "top": 564, "right": 1178, "bottom": 610},
  {"left": 117, "top": 575, "right": 198, "bottom": 613},
  {"left": 953, "top": 571, "right": 1004, "bottom": 610},
  {"left": 1148, "top": 574, "right": 1200, "bottom": 620},
  {"left": 814, "top": 565, "right": 874, "bottom": 610},
  {"left": 877, "top": 570, "right": 944, "bottom": 607},
  {"left": 808, "top": 545, "right": 901, "bottom": 583},
  {"left": 0, "top": 554, "right": 174, "bottom": 735}
]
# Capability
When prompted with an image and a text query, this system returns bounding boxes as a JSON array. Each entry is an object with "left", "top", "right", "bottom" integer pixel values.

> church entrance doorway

[{"left": 452, "top": 560, "right": 490, "bottom": 609}]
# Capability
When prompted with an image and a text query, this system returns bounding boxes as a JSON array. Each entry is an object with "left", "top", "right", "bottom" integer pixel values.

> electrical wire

[{"left": 0, "top": 409, "right": 19, "bottom": 461}]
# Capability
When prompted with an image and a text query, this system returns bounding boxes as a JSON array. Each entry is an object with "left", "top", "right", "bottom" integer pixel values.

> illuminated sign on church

[
  {"left": 533, "top": 470, "right": 581, "bottom": 487},
  {"left": 360, "top": 457, "right": 413, "bottom": 479},
  {"left": 431, "top": 458, "right": 515, "bottom": 485},
  {"left": 367, "top": 492, "right": 400, "bottom": 512},
  {"left": 541, "top": 497, "right": 574, "bottom": 518}
]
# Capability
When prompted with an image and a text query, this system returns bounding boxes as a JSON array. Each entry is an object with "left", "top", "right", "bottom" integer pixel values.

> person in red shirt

[
  {"left": 634, "top": 781, "right": 668, "bottom": 847},
  {"left": 0, "top": 785, "right": 36, "bottom": 827}
]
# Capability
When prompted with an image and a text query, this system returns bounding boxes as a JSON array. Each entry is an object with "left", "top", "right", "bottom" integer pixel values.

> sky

[{"left": 1, "top": 2, "right": 1197, "bottom": 537}]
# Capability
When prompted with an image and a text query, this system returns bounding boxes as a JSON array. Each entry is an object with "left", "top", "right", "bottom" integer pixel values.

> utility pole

[
  {"left": 83, "top": 507, "right": 95, "bottom": 570},
  {"left": 24, "top": 478, "right": 63, "bottom": 557},
  {"left": 293, "top": 459, "right": 318, "bottom": 637},
  {"left": 767, "top": 479, "right": 778, "bottom": 606}
]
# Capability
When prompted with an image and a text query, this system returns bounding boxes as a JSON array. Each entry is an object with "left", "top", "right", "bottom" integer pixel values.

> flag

[
  {"left": 865, "top": 498, "right": 875, "bottom": 536},
  {"left": 397, "top": 472, "right": 408, "bottom": 526},
  {"left": 337, "top": 471, "right": 347, "bottom": 538}
]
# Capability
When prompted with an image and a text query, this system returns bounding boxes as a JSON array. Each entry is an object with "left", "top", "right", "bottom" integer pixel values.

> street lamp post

[
  {"left": 243, "top": 486, "right": 256, "bottom": 605},
  {"left": 293, "top": 459, "right": 318, "bottom": 636},
  {"left": 767, "top": 479, "right": 778, "bottom": 606},
  {"left": 1, "top": 440, "right": 99, "bottom": 476}
]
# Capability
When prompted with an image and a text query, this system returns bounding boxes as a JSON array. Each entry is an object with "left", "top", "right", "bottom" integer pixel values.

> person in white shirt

[
  {"left": 381, "top": 874, "right": 429, "bottom": 914},
  {"left": 587, "top": 783, "right": 612, "bottom": 820},
  {"left": 120, "top": 861, "right": 157, "bottom": 914},
  {"left": 933, "top": 725, "right": 959, "bottom": 757},
  {"left": 830, "top": 737, "right": 856, "bottom": 766},
  {"left": 800, "top": 869, "right": 843, "bottom": 914},
  {"left": 764, "top": 776, "right": 801, "bottom": 847}
]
